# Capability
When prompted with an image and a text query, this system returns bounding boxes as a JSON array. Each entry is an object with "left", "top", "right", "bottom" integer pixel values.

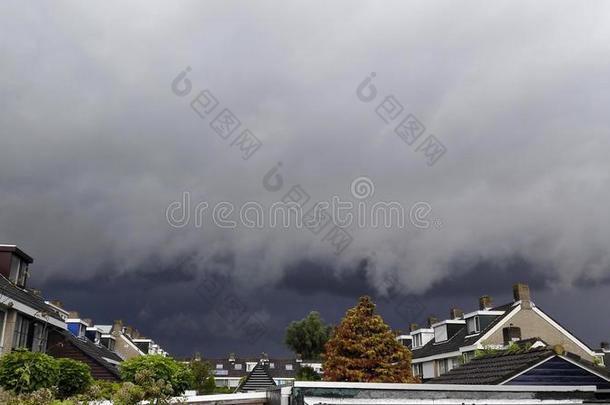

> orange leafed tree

[{"left": 323, "top": 296, "right": 418, "bottom": 383}]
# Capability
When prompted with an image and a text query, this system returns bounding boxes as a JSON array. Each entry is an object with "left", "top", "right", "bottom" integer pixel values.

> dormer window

[
  {"left": 413, "top": 333, "right": 422, "bottom": 348},
  {"left": 9, "top": 254, "right": 28, "bottom": 287},
  {"left": 467, "top": 316, "right": 481, "bottom": 334}
]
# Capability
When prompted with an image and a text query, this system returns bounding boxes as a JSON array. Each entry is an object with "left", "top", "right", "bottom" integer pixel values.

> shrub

[
  {"left": 296, "top": 366, "right": 321, "bottom": 381},
  {"left": 112, "top": 382, "right": 145, "bottom": 405},
  {"left": 56, "top": 358, "right": 93, "bottom": 398},
  {"left": 0, "top": 349, "right": 59, "bottom": 393},
  {"left": 83, "top": 379, "right": 121, "bottom": 400},
  {"left": 120, "top": 355, "right": 194, "bottom": 396}
]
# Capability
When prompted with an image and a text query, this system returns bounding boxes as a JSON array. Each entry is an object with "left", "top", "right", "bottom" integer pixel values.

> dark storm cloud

[{"left": 2, "top": 0, "right": 610, "bottom": 354}]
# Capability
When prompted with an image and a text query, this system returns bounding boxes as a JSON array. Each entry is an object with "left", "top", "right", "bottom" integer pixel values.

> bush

[
  {"left": 56, "top": 358, "right": 93, "bottom": 399},
  {"left": 296, "top": 366, "right": 321, "bottom": 381},
  {"left": 120, "top": 355, "right": 194, "bottom": 397},
  {"left": 0, "top": 349, "right": 60, "bottom": 393}
]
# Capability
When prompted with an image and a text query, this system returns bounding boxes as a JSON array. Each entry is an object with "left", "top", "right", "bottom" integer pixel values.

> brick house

[
  {"left": 404, "top": 283, "right": 605, "bottom": 381},
  {"left": 0, "top": 245, "right": 66, "bottom": 354}
]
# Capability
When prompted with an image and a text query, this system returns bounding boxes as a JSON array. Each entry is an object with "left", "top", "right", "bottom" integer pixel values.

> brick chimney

[
  {"left": 427, "top": 316, "right": 439, "bottom": 327},
  {"left": 479, "top": 295, "right": 493, "bottom": 310},
  {"left": 111, "top": 320, "right": 123, "bottom": 334},
  {"left": 124, "top": 326, "right": 135, "bottom": 337},
  {"left": 228, "top": 353, "right": 236, "bottom": 362},
  {"left": 409, "top": 323, "right": 419, "bottom": 332},
  {"left": 296, "top": 354, "right": 302, "bottom": 362},
  {"left": 68, "top": 311, "right": 80, "bottom": 319},
  {"left": 513, "top": 283, "right": 531, "bottom": 309},
  {"left": 449, "top": 308, "right": 464, "bottom": 319},
  {"left": 82, "top": 318, "right": 93, "bottom": 327}
]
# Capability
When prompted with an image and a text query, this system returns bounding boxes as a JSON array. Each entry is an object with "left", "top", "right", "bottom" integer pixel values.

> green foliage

[
  {"left": 296, "top": 366, "right": 321, "bottom": 381},
  {"left": 188, "top": 356, "right": 215, "bottom": 394},
  {"left": 323, "top": 296, "right": 417, "bottom": 383},
  {"left": 112, "top": 382, "right": 145, "bottom": 405},
  {"left": 55, "top": 358, "right": 93, "bottom": 399},
  {"left": 285, "top": 311, "right": 332, "bottom": 359},
  {"left": 120, "top": 355, "right": 194, "bottom": 398},
  {"left": 0, "top": 349, "right": 60, "bottom": 394}
]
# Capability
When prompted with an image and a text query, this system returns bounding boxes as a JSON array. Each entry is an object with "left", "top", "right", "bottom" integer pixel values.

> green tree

[
  {"left": 0, "top": 349, "right": 59, "bottom": 394},
  {"left": 188, "top": 355, "right": 215, "bottom": 394},
  {"left": 56, "top": 357, "right": 93, "bottom": 398},
  {"left": 296, "top": 366, "right": 321, "bottom": 381},
  {"left": 285, "top": 311, "right": 332, "bottom": 359},
  {"left": 119, "top": 355, "right": 194, "bottom": 398},
  {"left": 323, "top": 296, "right": 417, "bottom": 383}
]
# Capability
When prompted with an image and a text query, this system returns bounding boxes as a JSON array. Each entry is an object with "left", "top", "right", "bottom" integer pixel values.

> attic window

[
  {"left": 269, "top": 363, "right": 275, "bottom": 368},
  {"left": 285, "top": 364, "right": 293, "bottom": 370},
  {"left": 234, "top": 363, "right": 242, "bottom": 370},
  {"left": 412, "top": 333, "right": 422, "bottom": 348},
  {"left": 466, "top": 316, "right": 481, "bottom": 334}
]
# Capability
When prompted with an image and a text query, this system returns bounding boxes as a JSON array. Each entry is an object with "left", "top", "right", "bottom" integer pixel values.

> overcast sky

[{"left": 1, "top": 0, "right": 609, "bottom": 357}]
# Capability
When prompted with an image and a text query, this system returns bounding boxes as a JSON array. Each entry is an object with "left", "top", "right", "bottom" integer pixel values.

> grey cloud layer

[{"left": 1, "top": 0, "right": 610, "bottom": 296}]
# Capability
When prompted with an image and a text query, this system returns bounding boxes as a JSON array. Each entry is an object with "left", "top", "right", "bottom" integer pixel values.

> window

[
  {"left": 9, "top": 255, "right": 28, "bottom": 287},
  {"left": 412, "top": 333, "right": 422, "bottom": 348},
  {"left": 412, "top": 363, "right": 423, "bottom": 377},
  {"left": 246, "top": 363, "right": 256, "bottom": 372},
  {"left": 285, "top": 364, "right": 293, "bottom": 370},
  {"left": 466, "top": 316, "right": 480, "bottom": 334},
  {"left": 12, "top": 315, "right": 31, "bottom": 349},
  {"left": 234, "top": 363, "right": 242, "bottom": 370},
  {"left": 437, "top": 358, "right": 451, "bottom": 375},
  {"left": 463, "top": 351, "right": 475, "bottom": 363},
  {"left": 32, "top": 323, "right": 48, "bottom": 353},
  {"left": 0, "top": 310, "right": 6, "bottom": 348},
  {"left": 269, "top": 362, "right": 275, "bottom": 369},
  {"left": 216, "top": 364, "right": 223, "bottom": 369}
]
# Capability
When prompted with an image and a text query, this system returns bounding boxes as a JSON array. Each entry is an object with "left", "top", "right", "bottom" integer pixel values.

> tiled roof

[
  {"left": 428, "top": 348, "right": 554, "bottom": 384},
  {"left": 429, "top": 347, "right": 610, "bottom": 388},
  {"left": 412, "top": 303, "right": 514, "bottom": 360},
  {"left": 238, "top": 363, "right": 277, "bottom": 392},
  {"left": 0, "top": 275, "right": 64, "bottom": 321},
  {"left": 52, "top": 329, "right": 122, "bottom": 378}
]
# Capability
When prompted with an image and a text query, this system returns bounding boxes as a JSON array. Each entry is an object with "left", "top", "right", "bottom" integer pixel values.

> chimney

[
  {"left": 479, "top": 295, "right": 493, "bottom": 310},
  {"left": 30, "top": 288, "right": 42, "bottom": 296},
  {"left": 296, "top": 354, "right": 302, "bottom": 362},
  {"left": 601, "top": 342, "right": 610, "bottom": 351},
  {"left": 68, "top": 311, "right": 80, "bottom": 319},
  {"left": 260, "top": 352, "right": 269, "bottom": 362},
  {"left": 131, "top": 329, "right": 140, "bottom": 339},
  {"left": 49, "top": 300, "right": 63, "bottom": 309},
  {"left": 124, "top": 326, "right": 135, "bottom": 337},
  {"left": 502, "top": 326, "right": 522, "bottom": 345},
  {"left": 427, "top": 316, "right": 439, "bottom": 328},
  {"left": 449, "top": 308, "right": 464, "bottom": 319},
  {"left": 111, "top": 320, "right": 123, "bottom": 334},
  {"left": 409, "top": 323, "right": 419, "bottom": 332},
  {"left": 83, "top": 318, "right": 93, "bottom": 327},
  {"left": 229, "top": 353, "right": 236, "bottom": 362},
  {"left": 513, "top": 283, "right": 531, "bottom": 309}
]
